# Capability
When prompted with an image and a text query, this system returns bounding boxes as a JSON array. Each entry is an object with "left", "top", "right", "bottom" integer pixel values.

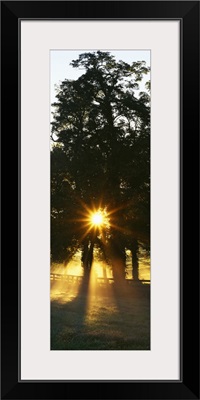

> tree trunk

[
  {"left": 88, "top": 240, "right": 94, "bottom": 270},
  {"left": 108, "top": 237, "right": 126, "bottom": 284},
  {"left": 81, "top": 239, "right": 94, "bottom": 277},
  {"left": 81, "top": 241, "right": 90, "bottom": 276},
  {"left": 131, "top": 239, "right": 139, "bottom": 281}
]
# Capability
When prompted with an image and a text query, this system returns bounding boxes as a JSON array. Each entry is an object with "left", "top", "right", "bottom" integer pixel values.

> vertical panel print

[{"left": 50, "top": 50, "right": 150, "bottom": 350}]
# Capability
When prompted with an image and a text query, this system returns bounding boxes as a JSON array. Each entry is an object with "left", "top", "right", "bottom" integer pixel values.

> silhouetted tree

[{"left": 51, "top": 51, "right": 150, "bottom": 280}]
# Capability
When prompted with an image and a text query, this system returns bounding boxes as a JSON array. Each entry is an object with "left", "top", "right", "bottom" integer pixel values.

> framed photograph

[{"left": 1, "top": 1, "right": 199, "bottom": 399}]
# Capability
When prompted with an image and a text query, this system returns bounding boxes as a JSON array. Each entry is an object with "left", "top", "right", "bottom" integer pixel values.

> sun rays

[
  {"left": 65, "top": 197, "right": 133, "bottom": 248},
  {"left": 72, "top": 203, "right": 110, "bottom": 242}
]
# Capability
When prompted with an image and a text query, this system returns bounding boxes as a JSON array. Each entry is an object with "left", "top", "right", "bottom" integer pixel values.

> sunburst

[{"left": 68, "top": 198, "right": 130, "bottom": 244}]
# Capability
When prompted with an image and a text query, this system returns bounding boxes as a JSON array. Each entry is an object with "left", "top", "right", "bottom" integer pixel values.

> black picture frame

[{"left": 1, "top": 1, "right": 199, "bottom": 399}]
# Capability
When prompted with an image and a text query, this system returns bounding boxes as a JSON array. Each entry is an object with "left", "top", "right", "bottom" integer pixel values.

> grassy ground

[{"left": 51, "top": 280, "right": 150, "bottom": 350}]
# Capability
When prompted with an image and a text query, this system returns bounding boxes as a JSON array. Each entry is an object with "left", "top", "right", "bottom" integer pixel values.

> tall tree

[{"left": 51, "top": 51, "right": 150, "bottom": 280}]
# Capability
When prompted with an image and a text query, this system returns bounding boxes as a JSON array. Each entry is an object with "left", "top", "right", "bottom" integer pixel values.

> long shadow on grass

[
  {"left": 51, "top": 273, "right": 92, "bottom": 349},
  {"left": 51, "top": 275, "right": 120, "bottom": 350},
  {"left": 111, "top": 280, "right": 150, "bottom": 349},
  {"left": 51, "top": 276, "right": 150, "bottom": 350}
]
